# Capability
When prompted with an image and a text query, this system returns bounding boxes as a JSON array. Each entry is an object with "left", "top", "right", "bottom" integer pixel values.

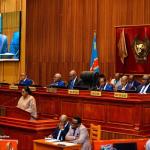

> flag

[
  {"left": 118, "top": 28, "right": 128, "bottom": 64},
  {"left": 90, "top": 32, "right": 100, "bottom": 73}
]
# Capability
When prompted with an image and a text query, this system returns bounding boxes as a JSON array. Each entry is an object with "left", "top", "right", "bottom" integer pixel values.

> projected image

[{"left": 0, "top": 11, "right": 21, "bottom": 61}]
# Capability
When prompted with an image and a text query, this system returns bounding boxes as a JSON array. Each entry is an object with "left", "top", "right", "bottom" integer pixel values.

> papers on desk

[
  {"left": 45, "top": 137, "right": 60, "bottom": 142},
  {"left": 44, "top": 138, "right": 77, "bottom": 146},
  {"left": 53, "top": 141, "right": 77, "bottom": 146}
]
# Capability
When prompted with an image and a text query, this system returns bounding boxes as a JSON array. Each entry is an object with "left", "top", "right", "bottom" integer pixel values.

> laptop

[{"left": 101, "top": 142, "right": 137, "bottom": 150}]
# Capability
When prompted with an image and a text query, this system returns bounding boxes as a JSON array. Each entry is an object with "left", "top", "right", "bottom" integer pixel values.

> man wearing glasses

[
  {"left": 65, "top": 116, "right": 91, "bottom": 150},
  {"left": 137, "top": 75, "right": 150, "bottom": 94}
]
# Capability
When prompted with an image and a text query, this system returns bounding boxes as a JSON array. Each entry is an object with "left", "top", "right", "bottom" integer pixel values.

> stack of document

[{"left": 45, "top": 137, "right": 60, "bottom": 142}]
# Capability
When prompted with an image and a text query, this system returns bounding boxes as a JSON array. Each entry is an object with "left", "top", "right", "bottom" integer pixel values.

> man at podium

[{"left": 17, "top": 86, "right": 37, "bottom": 119}]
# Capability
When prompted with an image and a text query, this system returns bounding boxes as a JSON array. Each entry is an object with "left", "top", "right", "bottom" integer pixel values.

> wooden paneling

[
  {"left": 26, "top": 0, "right": 150, "bottom": 86},
  {"left": 26, "top": 0, "right": 97, "bottom": 85},
  {"left": 83, "top": 103, "right": 105, "bottom": 122},
  {"left": 107, "top": 104, "right": 134, "bottom": 125}
]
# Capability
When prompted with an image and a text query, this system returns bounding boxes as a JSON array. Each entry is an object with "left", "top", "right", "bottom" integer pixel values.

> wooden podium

[
  {"left": 0, "top": 105, "right": 31, "bottom": 120},
  {"left": 0, "top": 105, "right": 58, "bottom": 150}
]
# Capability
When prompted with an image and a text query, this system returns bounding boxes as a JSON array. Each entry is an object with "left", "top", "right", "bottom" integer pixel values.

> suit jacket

[
  {"left": 98, "top": 83, "right": 113, "bottom": 92},
  {"left": 117, "top": 83, "right": 132, "bottom": 91},
  {"left": 136, "top": 84, "right": 150, "bottom": 93},
  {"left": 19, "top": 78, "right": 33, "bottom": 86},
  {"left": 128, "top": 80, "right": 141, "bottom": 89},
  {"left": 67, "top": 77, "right": 79, "bottom": 89},
  {"left": 52, "top": 122, "right": 70, "bottom": 141},
  {"left": 50, "top": 80, "right": 65, "bottom": 87},
  {"left": 65, "top": 124, "right": 91, "bottom": 150}
]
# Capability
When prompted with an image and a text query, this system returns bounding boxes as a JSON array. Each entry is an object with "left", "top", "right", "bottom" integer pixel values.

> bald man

[
  {"left": 67, "top": 70, "right": 78, "bottom": 89},
  {"left": 50, "top": 73, "right": 65, "bottom": 87},
  {"left": 137, "top": 75, "right": 150, "bottom": 94},
  {"left": 48, "top": 114, "right": 70, "bottom": 141},
  {"left": 19, "top": 73, "right": 33, "bottom": 86},
  {"left": 110, "top": 73, "right": 121, "bottom": 89},
  {"left": 117, "top": 75, "right": 132, "bottom": 91}
]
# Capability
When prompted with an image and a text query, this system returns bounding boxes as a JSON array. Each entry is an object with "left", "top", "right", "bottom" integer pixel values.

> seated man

[
  {"left": 98, "top": 77, "right": 113, "bottom": 91},
  {"left": 67, "top": 70, "right": 79, "bottom": 89},
  {"left": 19, "top": 73, "right": 33, "bottom": 86},
  {"left": 128, "top": 75, "right": 141, "bottom": 90},
  {"left": 110, "top": 73, "right": 121, "bottom": 89},
  {"left": 117, "top": 75, "right": 132, "bottom": 91},
  {"left": 65, "top": 116, "right": 91, "bottom": 150},
  {"left": 137, "top": 75, "right": 150, "bottom": 94},
  {"left": 49, "top": 73, "right": 65, "bottom": 87},
  {"left": 48, "top": 114, "right": 70, "bottom": 141}
]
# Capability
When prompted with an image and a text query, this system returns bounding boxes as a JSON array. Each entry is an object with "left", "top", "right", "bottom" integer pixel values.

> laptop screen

[
  {"left": 101, "top": 142, "right": 137, "bottom": 150},
  {"left": 113, "top": 142, "right": 137, "bottom": 150}
]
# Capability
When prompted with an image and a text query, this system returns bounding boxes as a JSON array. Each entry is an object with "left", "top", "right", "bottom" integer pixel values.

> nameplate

[
  {"left": 90, "top": 91, "right": 101, "bottom": 96},
  {"left": 46, "top": 88, "right": 57, "bottom": 93},
  {"left": 114, "top": 92, "right": 128, "bottom": 98},
  {"left": 68, "top": 89, "right": 79, "bottom": 95},
  {"left": 29, "top": 86, "right": 36, "bottom": 92},
  {"left": 9, "top": 85, "right": 18, "bottom": 90}
]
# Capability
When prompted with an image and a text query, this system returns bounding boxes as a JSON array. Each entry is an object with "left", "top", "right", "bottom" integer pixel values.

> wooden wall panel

[
  {"left": 26, "top": 0, "right": 97, "bottom": 85},
  {"left": 26, "top": 0, "right": 150, "bottom": 86}
]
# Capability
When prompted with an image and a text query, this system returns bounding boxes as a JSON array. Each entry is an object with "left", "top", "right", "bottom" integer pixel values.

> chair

[{"left": 90, "top": 123, "right": 101, "bottom": 142}]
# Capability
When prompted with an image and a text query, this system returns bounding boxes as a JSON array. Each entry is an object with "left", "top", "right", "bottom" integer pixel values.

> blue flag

[{"left": 90, "top": 32, "right": 100, "bottom": 73}]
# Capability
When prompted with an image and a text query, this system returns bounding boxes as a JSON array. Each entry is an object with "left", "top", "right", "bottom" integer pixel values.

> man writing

[{"left": 48, "top": 114, "right": 70, "bottom": 141}]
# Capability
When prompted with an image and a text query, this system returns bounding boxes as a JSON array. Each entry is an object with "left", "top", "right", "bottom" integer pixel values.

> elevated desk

[
  {"left": 34, "top": 139, "right": 81, "bottom": 150},
  {"left": 0, "top": 85, "right": 150, "bottom": 139}
]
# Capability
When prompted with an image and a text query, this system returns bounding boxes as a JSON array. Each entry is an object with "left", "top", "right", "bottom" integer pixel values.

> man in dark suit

[
  {"left": 137, "top": 75, "right": 150, "bottom": 94},
  {"left": 98, "top": 77, "right": 113, "bottom": 91},
  {"left": 128, "top": 75, "right": 141, "bottom": 90},
  {"left": 117, "top": 75, "right": 132, "bottom": 91},
  {"left": 49, "top": 73, "right": 65, "bottom": 87},
  {"left": 48, "top": 114, "right": 70, "bottom": 141},
  {"left": 67, "top": 70, "right": 78, "bottom": 89},
  {"left": 19, "top": 73, "right": 33, "bottom": 86}
]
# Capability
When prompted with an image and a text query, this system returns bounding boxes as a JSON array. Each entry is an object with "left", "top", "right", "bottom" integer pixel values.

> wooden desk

[
  {"left": 34, "top": 139, "right": 81, "bottom": 150},
  {"left": 0, "top": 86, "right": 150, "bottom": 139}
]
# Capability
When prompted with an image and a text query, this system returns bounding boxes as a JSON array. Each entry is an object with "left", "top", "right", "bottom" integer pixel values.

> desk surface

[{"left": 34, "top": 139, "right": 81, "bottom": 150}]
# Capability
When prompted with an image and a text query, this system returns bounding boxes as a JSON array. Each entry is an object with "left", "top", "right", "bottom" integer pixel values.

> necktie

[
  {"left": 70, "top": 80, "right": 74, "bottom": 89},
  {"left": 73, "top": 129, "right": 76, "bottom": 136}
]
